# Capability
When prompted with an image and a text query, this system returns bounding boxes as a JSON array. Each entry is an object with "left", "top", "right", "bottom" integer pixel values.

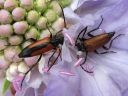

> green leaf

[{"left": 2, "top": 79, "right": 11, "bottom": 95}]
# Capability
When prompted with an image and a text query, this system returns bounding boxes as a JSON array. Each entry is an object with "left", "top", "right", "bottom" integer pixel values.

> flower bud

[
  {"left": 6, "top": 68, "right": 14, "bottom": 81},
  {"left": 12, "top": 7, "right": 26, "bottom": 21},
  {"left": 50, "top": 1, "right": 62, "bottom": 15},
  {"left": 25, "top": 27, "right": 39, "bottom": 39},
  {"left": 9, "top": 63, "right": 18, "bottom": 76},
  {"left": 0, "top": 38, "right": 8, "bottom": 50},
  {"left": 0, "top": 0, "right": 5, "bottom": 9},
  {"left": 20, "top": 0, "right": 34, "bottom": 11},
  {"left": 13, "top": 21, "right": 28, "bottom": 34},
  {"left": 22, "top": 41, "right": 32, "bottom": 48},
  {"left": 4, "top": 46, "right": 22, "bottom": 62},
  {"left": 44, "top": 9, "right": 58, "bottom": 22},
  {"left": 40, "top": 29, "right": 51, "bottom": 39},
  {"left": 27, "top": 10, "right": 39, "bottom": 24},
  {"left": 24, "top": 56, "right": 39, "bottom": 66},
  {"left": 59, "top": 0, "right": 72, "bottom": 7},
  {"left": 0, "top": 24, "right": 13, "bottom": 37},
  {"left": 18, "top": 62, "right": 29, "bottom": 73},
  {"left": 36, "top": 0, "right": 47, "bottom": 12},
  {"left": 4, "top": 0, "right": 18, "bottom": 11},
  {"left": 36, "top": 17, "right": 47, "bottom": 29},
  {"left": 0, "top": 9, "right": 12, "bottom": 24},
  {"left": 0, "top": 54, "right": 10, "bottom": 69},
  {"left": 52, "top": 17, "right": 64, "bottom": 32},
  {"left": 8, "top": 35, "right": 23, "bottom": 45}
]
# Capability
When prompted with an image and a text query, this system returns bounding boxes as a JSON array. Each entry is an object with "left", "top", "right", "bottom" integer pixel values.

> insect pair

[
  {"left": 19, "top": 15, "right": 123, "bottom": 87},
  {"left": 18, "top": 1, "right": 123, "bottom": 87}
]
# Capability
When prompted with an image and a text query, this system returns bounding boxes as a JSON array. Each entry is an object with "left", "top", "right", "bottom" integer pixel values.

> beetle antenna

[
  {"left": 75, "top": 27, "right": 87, "bottom": 45},
  {"left": 49, "top": 0, "right": 66, "bottom": 28},
  {"left": 46, "top": 24, "right": 53, "bottom": 39},
  {"left": 56, "top": 0, "right": 67, "bottom": 28},
  {"left": 103, "top": 33, "right": 125, "bottom": 50},
  {"left": 48, "top": 50, "right": 57, "bottom": 67},
  {"left": 79, "top": 52, "right": 93, "bottom": 73}
]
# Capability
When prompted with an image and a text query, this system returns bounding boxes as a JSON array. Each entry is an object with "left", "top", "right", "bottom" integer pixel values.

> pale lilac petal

[
  {"left": 44, "top": 73, "right": 80, "bottom": 96},
  {"left": 27, "top": 67, "right": 43, "bottom": 89},
  {"left": 24, "top": 56, "right": 39, "bottom": 66}
]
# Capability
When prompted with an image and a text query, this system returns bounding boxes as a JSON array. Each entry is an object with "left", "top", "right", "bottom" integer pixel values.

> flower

[
  {"left": 43, "top": 0, "right": 128, "bottom": 96},
  {"left": 1, "top": 0, "right": 128, "bottom": 96}
]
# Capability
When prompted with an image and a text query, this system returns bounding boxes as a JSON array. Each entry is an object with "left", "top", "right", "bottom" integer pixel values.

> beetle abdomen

[
  {"left": 19, "top": 37, "right": 55, "bottom": 57},
  {"left": 84, "top": 32, "right": 115, "bottom": 52},
  {"left": 31, "top": 44, "right": 55, "bottom": 56}
]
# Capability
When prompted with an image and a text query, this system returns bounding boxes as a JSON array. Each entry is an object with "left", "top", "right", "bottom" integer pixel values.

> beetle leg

[
  {"left": 47, "top": 48, "right": 61, "bottom": 72},
  {"left": 87, "top": 16, "right": 103, "bottom": 38},
  {"left": 21, "top": 54, "right": 42, "bottom": 88},
  {"left": 57, "top": 0, "right": 67, "bottom": 28},
  {"left": 47, "top": 25, "right": 53, "bottom": 39},
  {"left": 94, "top": 50, "right": 116, "bottom": 54},
  {"left": 48, "top": 49, "right": 57, "bottom": 67},
  {"left": 80, "top": 65, "right": 93, "bottom": 73},
  {"left": 80, "top": 52, "right": 88, "bottom": 66},
  {"left": 59, "top": 46, "right": 62, "bottom": 61},
  {"left": 75, "top": 27, "right": 87, "bottom": 45},
  {"left": 102, "top": 45, "right": 109, "bottom": 50},
  {"left": 80, "top": 52, "right": 93, "bottom": 73},
  {"left": 103, "top": 34, "right": 124, "bottom": 50}
]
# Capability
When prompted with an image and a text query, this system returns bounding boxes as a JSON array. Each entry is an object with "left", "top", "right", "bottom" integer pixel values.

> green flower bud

[
  {"left": 36, "top": 17, "right": 47, "bottom": 29},
  {"left": 35, "top": 0, "right": 47, "bottom": 12},
  {"left": 22, "top": 41, "right": 32, "bottom": 48},
  {"left": 25, "top": 27, "right": 39, "bottom": 39},
  {"left": 58, "top": 0, "right": 72, "bottom": 7},
  {"left": 50, "top": 1, "right": 62, "bottom": 15},
  {"left": 44, "top": 9, "right": 58, "bottom": 22},
  {"left": 27, "top": 10, "right": 39, "bottom": 24},
  {"left": 52, "top": 17, "right": 64, "bottom": 32},
  {"left": 40, "top": 29, "right": 53, "bottom": 39}
]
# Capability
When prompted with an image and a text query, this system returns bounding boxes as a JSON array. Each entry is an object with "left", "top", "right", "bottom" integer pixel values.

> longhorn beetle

[
  {"left": 75, "top": 16, "right": 123, "bottom": 73},
  {"left": 18, "top": 0, "right": 67, "bottom": 88}
]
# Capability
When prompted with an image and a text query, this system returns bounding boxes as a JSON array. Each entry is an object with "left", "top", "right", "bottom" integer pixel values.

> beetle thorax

[
  {"left": 50, "top": 35, "right": 64, "bottom": 47},
  {"left": 76, "top": 39, "right": 86, "bottom": 52}
]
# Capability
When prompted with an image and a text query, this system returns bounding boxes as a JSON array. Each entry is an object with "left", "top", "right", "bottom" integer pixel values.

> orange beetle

[{"left": 75, "top": 16, "right": 123, "bottom": 73}]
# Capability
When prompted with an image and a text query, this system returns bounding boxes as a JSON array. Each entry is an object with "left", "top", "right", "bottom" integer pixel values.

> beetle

[
  {"left": 75, "top": 16, "right": 123, "bottom": 73},
  {"left": 18, "top": 1, "right": 67, "bottom": 87}
]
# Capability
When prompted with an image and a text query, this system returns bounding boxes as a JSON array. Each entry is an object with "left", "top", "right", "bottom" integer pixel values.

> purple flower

[
  {"left": 43, "top": 0, "right": 128, "bottom": 96},
  {"left": 1, "top": 0, "right": 128, "bottom": 96}
]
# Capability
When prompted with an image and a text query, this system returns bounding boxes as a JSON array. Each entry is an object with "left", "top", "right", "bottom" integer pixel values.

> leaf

[{"left": 2, "top": 79, "right": 11, "bottom": 95}]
